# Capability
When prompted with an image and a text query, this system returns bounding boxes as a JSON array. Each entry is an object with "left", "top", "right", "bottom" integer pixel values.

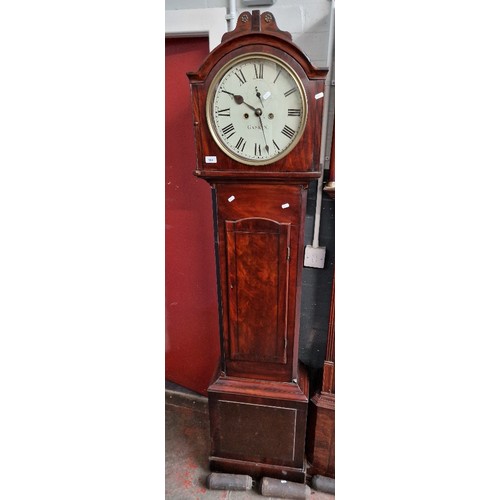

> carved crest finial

[{"left": 221, "top": 10, "right": 292, "bottom": 43}]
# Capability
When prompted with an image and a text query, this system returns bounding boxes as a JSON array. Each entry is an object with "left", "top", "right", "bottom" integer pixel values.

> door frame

[{"left": 165, "top": 7, "right": 227, "bottom": 51}]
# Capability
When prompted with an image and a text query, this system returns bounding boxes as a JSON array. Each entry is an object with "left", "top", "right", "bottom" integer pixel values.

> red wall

[{"left": 166, "top": 37, "right": 220, "bottom": 395}]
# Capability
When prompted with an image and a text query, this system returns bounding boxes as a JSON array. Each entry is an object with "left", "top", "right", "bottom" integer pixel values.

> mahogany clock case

[{"left": 186, "top": 10, "right": 331, "bottom": 484}]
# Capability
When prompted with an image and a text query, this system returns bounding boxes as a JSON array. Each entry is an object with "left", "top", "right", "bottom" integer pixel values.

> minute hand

[{"left": 257, "top": 114, "right": 270, "bottom": 154}]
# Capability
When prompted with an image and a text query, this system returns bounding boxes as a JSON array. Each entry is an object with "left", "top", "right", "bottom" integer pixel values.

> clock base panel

[{"left": 208, "top": 365, "right": 309, "bottom": 482}]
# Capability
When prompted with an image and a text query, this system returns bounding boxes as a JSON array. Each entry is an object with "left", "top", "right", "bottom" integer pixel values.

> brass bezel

[{"left": 206, "top": 52, "right": 308, "bottom": 166}]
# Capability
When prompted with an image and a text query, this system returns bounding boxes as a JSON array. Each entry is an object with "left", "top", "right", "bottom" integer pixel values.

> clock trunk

[{"left": 214, "top": 183, "right": 306, "bottom": 383}]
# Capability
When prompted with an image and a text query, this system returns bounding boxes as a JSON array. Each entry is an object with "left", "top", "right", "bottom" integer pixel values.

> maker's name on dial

[{"left": 247, "top": 124, "right": 269, "bottom": 130}]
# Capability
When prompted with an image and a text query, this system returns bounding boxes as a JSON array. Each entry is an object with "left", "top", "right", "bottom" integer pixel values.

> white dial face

[{"left": 207, "top": 54, "right": 307, "bottom": 165}]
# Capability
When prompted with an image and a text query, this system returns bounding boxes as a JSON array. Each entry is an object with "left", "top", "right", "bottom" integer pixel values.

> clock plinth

[
  {"left": 187, "top": 10, "right": 328, "bottom": 482},
  {"left": 208, "top": 364, "right": 309, "bottom": 483}
]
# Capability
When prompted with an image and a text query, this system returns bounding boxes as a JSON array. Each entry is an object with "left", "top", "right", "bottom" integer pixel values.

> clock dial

[{"left": 207, "top": 54, "right": 307, "bottom": 165}]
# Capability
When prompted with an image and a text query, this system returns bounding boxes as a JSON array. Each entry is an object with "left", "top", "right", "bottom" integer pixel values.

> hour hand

[
  {"left": 222, "top": 90, "right": 244, "bottom": 105},
  {"left": 222, "top": 90, "right": 258, "bottom": 111},
  {"left": 232, "top": 94, "right": 245, "bottom": 105},
  {"left": 237, "top": 96, "right": 259, "bottom": 113}
]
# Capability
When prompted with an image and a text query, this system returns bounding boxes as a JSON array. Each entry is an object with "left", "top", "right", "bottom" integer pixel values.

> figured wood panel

[{"left": 225, "top": 218, "right": 290, "bottom": 364}]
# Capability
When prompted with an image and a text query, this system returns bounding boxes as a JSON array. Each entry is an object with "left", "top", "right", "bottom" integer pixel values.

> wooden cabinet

[{"left": 187, "top": 10, "right": 328, "bottom": 483}]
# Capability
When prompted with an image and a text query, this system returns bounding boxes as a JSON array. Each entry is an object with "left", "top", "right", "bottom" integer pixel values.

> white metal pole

[
  {"left": 311, "top": 1, "right": 335, "bottom": 249},
  {"left": 227, "top": 0, "right": 237, "bottom": 31}
]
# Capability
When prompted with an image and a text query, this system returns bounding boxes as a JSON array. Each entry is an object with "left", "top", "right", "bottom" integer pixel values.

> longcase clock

[{"left": 187, "top": 10, "right": 328, "bottom": 483}]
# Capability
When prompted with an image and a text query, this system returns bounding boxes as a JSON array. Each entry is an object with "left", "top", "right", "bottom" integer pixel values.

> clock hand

[
  {"left": 222, "top": 90, "right": 268, "bottom": 153},
  {"left": 257, "top": 114, "right": 270, "bottom": 155},
  {"left": 222, "top": 91, "right": 260, "bottom": 112},
  {"left": 241, "top": 100, "right": 269, "bottom": 154},
  {"left": 238, "top": 97, "right": 260, "bottom": 114}
]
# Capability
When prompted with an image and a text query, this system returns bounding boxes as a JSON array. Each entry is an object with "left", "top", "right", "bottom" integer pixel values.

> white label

[
  {"left": 315, "top": 92, "right": 324, "bottom": 100},
  {"left": 263, "top": 91, "right": 271, "bottom": 100},
  {"left": 205, "top": 156, "right": 217, "bottom": 163},
  {"left": 228, "top": 195, "right": 235, "bottom": 202},
  {"left": 281, "top": 203, "right": 290, "bottom": 209},
  {"left": 281, "top": 480, "right": 287, "bottom": 484}
]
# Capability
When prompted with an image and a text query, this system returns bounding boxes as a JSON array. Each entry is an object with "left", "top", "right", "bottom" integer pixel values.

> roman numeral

[
  {"left": 281, "top": 125, "right": 295, "bottom": 140},
  {"left": 235, "top": 69, "right": 247, "bottom": 85},
  {"left": 273, "top": 67, "right": 282, "bottom": 84},
  {"left": 235, "top": 137, "right": 246, "bottom": 152},
  {"left": 217, "top": 108, "right": 230, "bottom": 117},
  {"left": 254, "top": 143, "right": 262, "bottom": 156},
  {"left": 254, "top": 63, "right": 264, "bottom": 79},
  {"left": 221, "top": 123, "right": 235, "bottom": 139},
  {"left": 284, "top": 87, "right": 297, "bottom": 97},
  {"left": 273, "top": 140, "right": 280, "bottom": 151},
  {"left": 288, "top": 108, "right": 301, "bottom": 116}
]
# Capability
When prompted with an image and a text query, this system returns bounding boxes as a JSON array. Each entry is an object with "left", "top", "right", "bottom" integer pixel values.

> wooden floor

[{"left": 165, "top": 384, "right": 334, "bottom": 499}]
